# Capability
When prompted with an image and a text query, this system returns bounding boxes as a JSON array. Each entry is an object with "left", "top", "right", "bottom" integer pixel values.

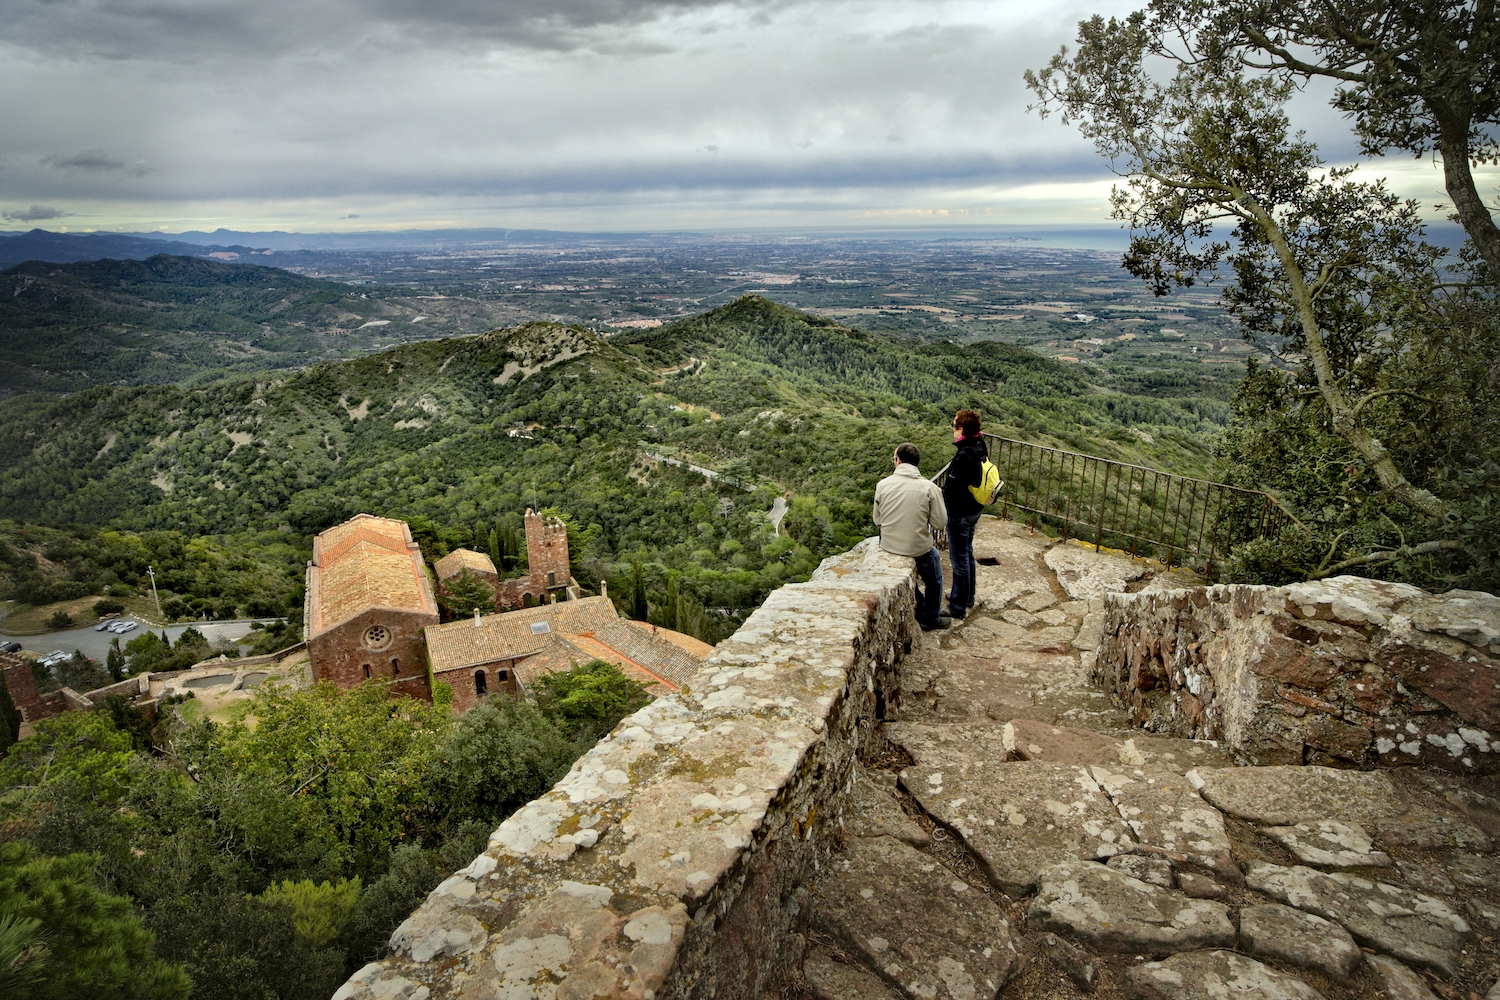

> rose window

[{"left": 363, "top": 625, "right": 392, "bottom": 650}]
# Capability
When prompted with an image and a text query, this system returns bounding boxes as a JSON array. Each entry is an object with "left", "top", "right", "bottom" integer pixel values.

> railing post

[{"left": 1095, "top": 461, "right": 1111, "bottom": 551}]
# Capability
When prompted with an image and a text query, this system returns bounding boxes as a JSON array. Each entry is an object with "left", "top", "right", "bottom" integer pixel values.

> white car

[{"left": 119, "top": 622, "right": 138, "bottom": 633}]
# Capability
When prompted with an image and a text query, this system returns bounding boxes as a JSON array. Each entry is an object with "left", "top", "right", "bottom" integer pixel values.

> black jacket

[{"left": 942, "top": 434, "right": 988, "bottom": 518}]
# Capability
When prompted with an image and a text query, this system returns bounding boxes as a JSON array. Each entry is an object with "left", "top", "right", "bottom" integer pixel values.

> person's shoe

[
  {"left": 920, "top": 616, "right": 953, "bottom": 631},
  {"left": 946, "top": 607, "right": 967, "bottom": 620}
]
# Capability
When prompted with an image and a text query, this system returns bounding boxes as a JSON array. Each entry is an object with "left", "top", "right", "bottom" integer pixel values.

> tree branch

[{"left": 1311, "top": 539, "right": 1466, "bottom": 578}]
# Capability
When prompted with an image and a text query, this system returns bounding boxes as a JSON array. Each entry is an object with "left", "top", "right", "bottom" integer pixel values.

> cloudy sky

[{"left": 0, "top": 0, "right": 1488, "bottom": 233}]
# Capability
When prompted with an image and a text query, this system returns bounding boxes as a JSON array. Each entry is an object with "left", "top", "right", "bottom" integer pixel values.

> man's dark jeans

[
  {"left": 913, "top": 546, "right": 944, "bottom": 628},
  {"left": 946, "top": 512, "right": 982, "bottom": 618}
]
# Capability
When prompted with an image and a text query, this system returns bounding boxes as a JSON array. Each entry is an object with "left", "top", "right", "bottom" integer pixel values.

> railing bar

[
  {"left": 981, "top": 435, "right": 1269, "bottom": 499},
  {"left": 1128, "top": 466, "right": 1143, "bottom": 556},
  {"left": 1167, "top": 474, "right": 1187, "bottom": 569},
  {"left": 1095, "top": 460, "right": 1110, "bottom": 551}
]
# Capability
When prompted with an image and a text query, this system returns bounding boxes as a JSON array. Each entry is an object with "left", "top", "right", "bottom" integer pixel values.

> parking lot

[{"left": 10, "top": 619, "right": 283, "bottom": 664}]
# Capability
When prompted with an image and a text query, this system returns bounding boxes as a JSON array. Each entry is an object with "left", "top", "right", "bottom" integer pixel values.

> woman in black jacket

[{"left": 942, "top": 409, "right": 987, "bottom": 619}]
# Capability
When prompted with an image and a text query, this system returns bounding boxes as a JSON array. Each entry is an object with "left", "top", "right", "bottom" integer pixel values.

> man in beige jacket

[{"left": 873, "top": 442, "right": 949, "bottom": 630}]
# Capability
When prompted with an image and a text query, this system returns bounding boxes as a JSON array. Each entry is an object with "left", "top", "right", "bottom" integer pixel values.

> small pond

[
  {"left": 240, "top": 672, "right": 269, "bottom": 689},
  {"left": 182, "top": 674, "right": 236, "bottom": 690}
]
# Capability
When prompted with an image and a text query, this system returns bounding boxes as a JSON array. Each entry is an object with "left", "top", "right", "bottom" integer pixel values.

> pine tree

[
  {"left": 487, "top": 528, "right": 500, "bottom": 568},
  {"left": 439, "top": 570, "right": 494, "bottom": 618},
  {"left": 106, "top": 640, "right": 126, "bottom": 683}
]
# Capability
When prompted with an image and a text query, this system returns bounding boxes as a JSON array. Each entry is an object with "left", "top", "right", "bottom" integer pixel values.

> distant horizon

[{"left": 2, "top": 219, "right": 1476, "bottom": 256}]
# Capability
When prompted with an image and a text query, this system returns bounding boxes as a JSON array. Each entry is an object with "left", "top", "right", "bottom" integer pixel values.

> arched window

[
  {"left": 474, "top": 670, "right": 488, "bottom": 696},
  {"left": 391, "top": 657, "right": 400, "bottom": 676},
  {"left": 362, "top": 663, "right": 371, "bottom": 679}
]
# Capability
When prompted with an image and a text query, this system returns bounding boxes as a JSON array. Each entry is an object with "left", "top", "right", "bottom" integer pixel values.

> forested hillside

[
  {"left": 0, "top": 295, "right": 1226, "bottom": 639},
  {"left": 0, "top": 255, "right": 502, "bottom": 396}
]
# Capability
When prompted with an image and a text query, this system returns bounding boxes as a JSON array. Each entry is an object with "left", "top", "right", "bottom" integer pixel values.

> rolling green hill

[
  {"left": 0, "top": 296, "right": 1235, "bottom": 637},
  {"left": 0, "top": 254, "right": 502, "bottom": 396}
]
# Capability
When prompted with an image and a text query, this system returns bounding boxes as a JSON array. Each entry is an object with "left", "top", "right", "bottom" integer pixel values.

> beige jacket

[{"left": 873, "top": 463, "right": 947, "bottom": 557}]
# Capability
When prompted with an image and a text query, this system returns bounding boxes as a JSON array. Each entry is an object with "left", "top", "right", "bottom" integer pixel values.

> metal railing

[{"left": 937, "top": 434, "right": 1298, "bottom": 579}]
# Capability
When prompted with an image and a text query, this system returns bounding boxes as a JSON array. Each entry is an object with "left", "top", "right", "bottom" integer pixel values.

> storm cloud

[
  {"left": 0, "top": 0, "right": 1455, "bottom": 232},
  {"left": 2, "top": 204, "right": 72, "bottom": 222}
]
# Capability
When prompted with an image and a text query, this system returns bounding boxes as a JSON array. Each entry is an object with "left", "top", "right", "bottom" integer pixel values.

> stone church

[
  {"left": 305, "top": 510, "right": 709, "bottom": 713},
  {"left": 303, "top": 514, "right": 439, "bottom": 702}
]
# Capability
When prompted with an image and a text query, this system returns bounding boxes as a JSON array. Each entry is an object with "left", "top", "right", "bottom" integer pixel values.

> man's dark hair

[
  {"left": 954, "top": 409, "right": 982, "bottom": 436},
  {"left": 895, "top": 443, "right": 920, "bottom": 466}
]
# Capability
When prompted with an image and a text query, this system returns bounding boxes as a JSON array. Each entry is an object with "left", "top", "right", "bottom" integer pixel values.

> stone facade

[
  {"left": 1, "top": 652, "right": 67, "bottom": 723},
  {"left": 1094, "top": 575, "right": 1499, "bottom": 772},
  {"left": 333, "top": 537, "right": 917, "bottom": 1000},
  {"left": 309, "top": 605, "right": 435, "bottom": 702},
  {"left": 305, "top": 514, "right": 441, "bottom": 701}
]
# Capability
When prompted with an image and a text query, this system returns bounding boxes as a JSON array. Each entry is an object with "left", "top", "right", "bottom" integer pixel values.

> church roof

[
  {"left": 434, "top": 547, "right": 497, "bottom": 581},
  {"left": 425, "top": 597, "right": 712, "bottom": 697},
  {"left": 424, "top": 596, "right": 621, "bottom": 673},
  {"left": 306, "top": 514, "right": 438, "bottom": 637}
]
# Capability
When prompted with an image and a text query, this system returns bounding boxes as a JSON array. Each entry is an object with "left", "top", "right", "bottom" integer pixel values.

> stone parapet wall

[
  {"left": 1093, "top": 575, "right": 1499, "bottom": 772},
  {"left": 334, "top": 537, "right": 917, "bottom": 1000}
]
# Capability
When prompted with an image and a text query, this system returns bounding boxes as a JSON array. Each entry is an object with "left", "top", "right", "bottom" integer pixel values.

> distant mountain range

[
  {"left": 0, "top": 225, "right": 1151, "bottom": 260},
  {"left": 0, "top": 254, "right": 509, "bottom": 396},
  {"left": 0, "top": 228, "right": 270, "bottom": 267}
]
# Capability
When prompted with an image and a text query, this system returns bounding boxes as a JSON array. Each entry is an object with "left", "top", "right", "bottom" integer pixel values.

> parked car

[
  {"left": 0, "top": 641, "right": 21, "bottom": 653},
  {"left": 96, "top": 623, "right": 110, "bottom": 631},
  {"left": 120, "top": 622, "right": 138, "bottom": 633}
]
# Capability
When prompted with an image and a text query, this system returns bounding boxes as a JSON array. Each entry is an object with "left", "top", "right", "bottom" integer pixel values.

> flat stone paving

[{"left": 799, "top": 518, "right": 1500, "bottom": 1000}]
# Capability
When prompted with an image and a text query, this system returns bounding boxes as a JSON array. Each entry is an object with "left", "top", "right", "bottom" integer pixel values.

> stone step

[
  {"left": 1191, "top": 764, "right": 1494, "bottom": 852},
  {"left": 1126, "top": 950, "right": 1327, "bottom": 1000},
  {"left": 897, "top": 756, "right": 1135, "bottom": 897},
  {"left": 803, "top": 946, "right": 903, "bottom": 1000},
  {"left": 1026, "top": 859, "right": 1235, "bottom": 954},
  {"left": 809, "top": 834, "right": 1020, "bottom": 1000},
  {"left": 1238, "top": 903, "right": 1363, "bottom": 981},
  {"left": 842, "top": 767, "right": 929, "bottom": 847},
  {"left": 1244, "top": 860, "right": 1472, "bottom": 977}
]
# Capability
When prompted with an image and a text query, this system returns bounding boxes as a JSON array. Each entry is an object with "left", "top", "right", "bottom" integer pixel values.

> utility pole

[{"left": 146, "top": 565, "right": 163, "bottom": 620}]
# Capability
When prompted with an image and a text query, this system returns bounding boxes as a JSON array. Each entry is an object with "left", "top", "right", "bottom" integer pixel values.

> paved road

[{"left": 10, "top": 619, "right": 282, "bottom": 663}]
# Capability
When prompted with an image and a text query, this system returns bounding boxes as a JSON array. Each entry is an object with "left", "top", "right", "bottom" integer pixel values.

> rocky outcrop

[{"left": 1093, "top": 576, "right": 1500, "bottom": 772}]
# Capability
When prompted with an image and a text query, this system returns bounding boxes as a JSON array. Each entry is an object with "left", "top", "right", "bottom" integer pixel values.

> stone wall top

[{"left": 334, "top": 537, "right": 918, "bottom": 1000}]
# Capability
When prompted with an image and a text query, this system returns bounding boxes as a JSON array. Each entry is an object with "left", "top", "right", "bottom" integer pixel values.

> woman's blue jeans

[{"left": 946, "top": 512, "right": 981, "bottom": 617}]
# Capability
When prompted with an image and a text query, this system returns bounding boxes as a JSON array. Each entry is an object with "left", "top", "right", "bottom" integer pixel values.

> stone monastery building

[
  {"left": 303, "top": 515, "right": 438, "bottom": 703},
  {"left": 305, "top": 511, "right": 709, "bottom": 713}
]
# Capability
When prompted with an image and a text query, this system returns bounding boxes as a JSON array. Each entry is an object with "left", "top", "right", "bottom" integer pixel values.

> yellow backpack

[{"left": 970, "top": 459, "right": 1003, "bottom": 506}]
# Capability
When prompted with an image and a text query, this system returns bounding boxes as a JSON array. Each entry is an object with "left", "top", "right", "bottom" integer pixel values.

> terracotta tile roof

[
  {"left": 506, "top": 633, "right": 682, "bottom": 698},
  {"left": 425, "top": 596, "right": 621, "bottom": 674},
  {"left": 434, "top": 548, "right": 497, "bottom": 581},
  {"left": 307, "top": 515, "right": 438, "bottom": 637},
  {"left": 586, "top": 620, "right": 709, "bottom": 689}
]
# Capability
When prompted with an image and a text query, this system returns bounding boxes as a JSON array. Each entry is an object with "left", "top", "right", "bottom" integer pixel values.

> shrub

[
  {"left": 93, "top": 599, "right": 124, "bottom": 617},
  {"left": 46, "top": 611, "right": 71, "bottom": 630}
]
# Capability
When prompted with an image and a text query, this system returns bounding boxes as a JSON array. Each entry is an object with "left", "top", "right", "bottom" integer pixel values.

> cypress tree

[{"left": 0, "top": 674, "right": 20, "bottom": 757}]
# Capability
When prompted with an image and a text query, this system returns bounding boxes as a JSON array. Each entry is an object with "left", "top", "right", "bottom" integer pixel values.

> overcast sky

[{"left": 0, "top": 0, "right": 1489, "bottom": 233}]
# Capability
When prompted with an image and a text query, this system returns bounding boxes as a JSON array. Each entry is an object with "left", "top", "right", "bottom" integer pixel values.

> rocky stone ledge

[
  {"left": 1093, "top": 576, "right": 1500, "bottom": 772},
  {"left": 332, "top": 538, "right": 918, "bottom": 1000}
]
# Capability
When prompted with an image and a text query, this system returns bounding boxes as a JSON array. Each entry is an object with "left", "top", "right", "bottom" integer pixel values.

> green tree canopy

[{"left": 0, "top": 840, "right": 191, "bottom": 1000}]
